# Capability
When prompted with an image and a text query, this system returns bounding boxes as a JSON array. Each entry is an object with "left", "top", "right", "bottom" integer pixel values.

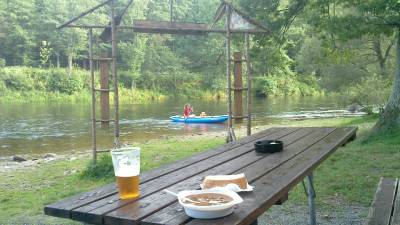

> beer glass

[{"left": 111, "top": 147, "right": 140, "bottom": 199}]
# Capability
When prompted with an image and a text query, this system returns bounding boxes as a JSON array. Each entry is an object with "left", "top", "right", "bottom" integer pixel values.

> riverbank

[
  {"left": 0, "top": 66, "right": 227, "bottom": 103},
  {"left": 1, "top": 116, "right": 399, "bottom": 224}
]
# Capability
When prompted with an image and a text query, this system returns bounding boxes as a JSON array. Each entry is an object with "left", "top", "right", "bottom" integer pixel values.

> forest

[{"left": 0, "top": 0, "right": 399, "bottom": 127}]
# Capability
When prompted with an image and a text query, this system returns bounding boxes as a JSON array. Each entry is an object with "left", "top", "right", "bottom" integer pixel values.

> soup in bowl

[{"left": 177, "top": 188, "right": 243, "bottom": 219}]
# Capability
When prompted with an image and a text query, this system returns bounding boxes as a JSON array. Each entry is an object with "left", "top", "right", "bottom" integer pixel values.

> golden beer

[
  {"left": 116, "top": 175, "right": 140, "bottom": 199},
  {"left": 111, "top": 147, "right": 141, "bottom": 200}
]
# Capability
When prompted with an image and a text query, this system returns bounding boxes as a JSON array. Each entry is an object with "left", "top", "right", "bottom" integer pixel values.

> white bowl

[{"left": 177, "top": 188, "right": 243, "bottom": 219}]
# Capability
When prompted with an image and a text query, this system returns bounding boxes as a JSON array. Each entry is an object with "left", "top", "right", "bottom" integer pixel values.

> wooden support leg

[
  {"left": 250, "top": 219, "right": 258, "bottom": 225},
  {"left": 275, "top": 192, "right": 289, "bottom": 205},
  {"left": 307, "top": 174, "right": 316, "bottom": 225},
  {"left": 342, "top": 133, "right": 357, "bottom": 146}
]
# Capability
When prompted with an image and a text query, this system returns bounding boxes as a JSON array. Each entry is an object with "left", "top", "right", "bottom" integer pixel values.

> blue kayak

[{"left": 170, "top": 115, "right": 228, "bottom": 123}]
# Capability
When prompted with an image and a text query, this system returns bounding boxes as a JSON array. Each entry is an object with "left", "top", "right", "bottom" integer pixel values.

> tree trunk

[
  {"left": 372, "top": 37, "right": 386, "bottom": 74},
  {"left": 56, "top": 53, "right": 60, "bottom": 68},
  {"left": 68, "top": 54, "right": 73, "bottom": 77},
  {"left": 372, "top": 28, "right": 400, "bottom": 133}
]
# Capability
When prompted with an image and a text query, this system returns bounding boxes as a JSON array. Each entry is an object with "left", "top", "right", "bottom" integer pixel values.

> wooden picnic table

[{"left": 44, "top": 127, "right": 357, "bottom": 225}]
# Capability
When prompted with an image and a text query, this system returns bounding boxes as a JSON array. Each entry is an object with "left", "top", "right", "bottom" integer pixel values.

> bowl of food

[{"left": 177, "top": 188, "right": 243, "bottom": 219}]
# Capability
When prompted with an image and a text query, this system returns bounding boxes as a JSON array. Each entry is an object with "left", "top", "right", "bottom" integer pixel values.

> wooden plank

[
  {"left": 44, "top": 128, "right": 285, "bottom": 218},
  {"left": 71, "top": 128, "right": 300, "bottom": 224},
  {"left": 141, "top": 127, "right": 337, "bottom": 225},
  {"left": 57, "top": 0, "right": 112, "bottom": 29},
  {"left": 391, "top": 179, "right": 400, "bottom": 225},
  {"left": 129, "top": 20, "right": 209, "bottom": 35},
  {"left": 109, "top": 128, "right": 336, "bottom": 225},
  {"left": 366, "top": 178, "right": 397, "bottom": 225},
  {"left": 185, "top": 127, "right": 357, "bottom": 225}
]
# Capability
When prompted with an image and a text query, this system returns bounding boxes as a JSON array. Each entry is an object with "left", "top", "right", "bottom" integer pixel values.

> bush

[
  {"left": 47, "top": 70, "right": 83, "bottom": 94},
  {"left": 81, "top": 154, "right": 114, "bottom": 180},
  {"left": 333, "top": 74, "right": 391, "bottom": 114},
  {"left": 0, "top": 58, "right": 5, "bottom": 68},
  {"left": 0, "top": 67, "right": 90, "bottom": 94},
  {"left": 0, "top": 80, "right": 6, "bottom": 94},
  {"left": 0, "top": 67, "right": 34, "bottom": 91},
  {"left": 119, "top": 70, "right": 135, "bottom": 88},
  {"left": 253, "top": 73, "right": 323, "bottom": 97}
]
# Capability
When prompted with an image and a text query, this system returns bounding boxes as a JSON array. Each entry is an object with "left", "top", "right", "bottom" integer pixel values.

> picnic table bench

[
  {"left": 366, "top": 178, "right": 400, "bottom": 225},
  {"left": 45, "top": 127, "right": 357, "bottom": 225}
]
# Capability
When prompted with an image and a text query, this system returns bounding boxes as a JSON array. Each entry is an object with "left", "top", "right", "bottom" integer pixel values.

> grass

[
  {"left": 0, "top": 88, "right": 227, "bottom": 104},
  {"left": 0, "top": 116, "right": 399, "bottom": 223},
  {"left": 0, "top": 137, "right": 224, "bottom": 223},
  {"left": 0, "top": 88, "right": 166, "bottom": 104}
]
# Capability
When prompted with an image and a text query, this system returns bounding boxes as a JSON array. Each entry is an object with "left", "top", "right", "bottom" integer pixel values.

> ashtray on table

[{"left": 254, "top": 140, "right": 283, "bottom": 153}]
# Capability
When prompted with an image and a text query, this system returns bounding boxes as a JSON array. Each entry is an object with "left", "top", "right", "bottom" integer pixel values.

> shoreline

[
  {"left": 0, "top": 124, "right": 266, "bottom": 173},
  {"left": 0, "top": 113, "right": 369, "bottom": 173}
]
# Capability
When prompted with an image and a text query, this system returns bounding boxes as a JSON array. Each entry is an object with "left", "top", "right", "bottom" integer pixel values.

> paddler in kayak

[{"left": 183, "top": 103, "right": 194, "bottom": 118}]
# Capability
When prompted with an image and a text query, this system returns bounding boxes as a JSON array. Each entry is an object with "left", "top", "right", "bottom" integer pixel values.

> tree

[
  {"left": 303, "top": 0, "right": 400, "bottom": 133},
  {"left": 0, "top": 0, "right": 36, "bottom": 66}
]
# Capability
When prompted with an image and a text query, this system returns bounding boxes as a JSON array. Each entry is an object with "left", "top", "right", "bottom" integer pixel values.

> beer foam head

[
  {"left": 115, "top": 167, "right": 139, "bottom": 177},
  {"left": 113, "top": 157, "right": 140, "bottom": 177}
]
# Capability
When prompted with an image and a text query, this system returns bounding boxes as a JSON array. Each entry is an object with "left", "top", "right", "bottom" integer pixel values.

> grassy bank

[
  {"left": 0, "top": 89, "right": 166, "bottom": 104},
  {"left": 0, "top": 66, "right": 225, "bottom": 103},
  {"left": 0, "top": 66, "right": 324, "bottom": 103},
  {"left": 1, "top": 116, "right": 399, "bottom": 223}
]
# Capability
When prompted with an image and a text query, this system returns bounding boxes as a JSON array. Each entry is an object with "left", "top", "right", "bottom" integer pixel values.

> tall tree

[{"left": 303, "top": 0, "right": 400, "bottom": 133}]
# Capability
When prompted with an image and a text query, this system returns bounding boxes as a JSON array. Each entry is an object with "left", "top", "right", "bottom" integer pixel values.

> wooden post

[
  {"left": 233, "top": 52, "right": 243, "bottom": 123},
  {"left": 99, "top": 52, "right": 110, "bottom": 128},
  {"left": 169, "top": 0, "right": 173, "bottom": 25},
  {"left": 88, "top": 28, "right": 97, "bottom": 163},
  {"left": 110, "top": 0, "right": 120, "bottom": 147},
  {"left": 225, "top": 4, "right": 235, "bottom": 142},
  {"left": 245, "top": 33, "right": 252, "bottom": 136}
]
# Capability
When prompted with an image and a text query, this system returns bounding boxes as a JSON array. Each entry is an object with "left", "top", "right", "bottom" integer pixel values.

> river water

[{"left": 0, "top": 96, "right": 363, "bottom": 157}]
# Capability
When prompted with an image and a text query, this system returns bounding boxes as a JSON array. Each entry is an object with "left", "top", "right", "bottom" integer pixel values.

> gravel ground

[{"left": 259, "top": 202, "right": 367, "bottom": 225}]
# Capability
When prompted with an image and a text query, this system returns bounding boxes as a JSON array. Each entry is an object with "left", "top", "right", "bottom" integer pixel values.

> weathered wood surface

[
  {"left": 366, "top": 178, "right": 400, "bottom": 225},
  {"left": 45, "top": 127, "right": 357, "bottom": 225}
]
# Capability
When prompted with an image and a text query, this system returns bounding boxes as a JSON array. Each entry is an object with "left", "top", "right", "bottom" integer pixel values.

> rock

[
  {"left": 70, "top": 156, "right": 77, "bottom": 161},
  {"left": 348, "top": 103, "right": 361, "bottom": 113},
  {"left": 11, "top": 155, "right": 27, "bottom": 162},
  {"left": 43, "top": 153, "right": 57, "bottom": 158}
]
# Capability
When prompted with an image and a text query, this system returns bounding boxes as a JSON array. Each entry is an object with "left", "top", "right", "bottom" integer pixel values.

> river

[{"left": 0, "top": 96, "right": 363, "bottom": 157}]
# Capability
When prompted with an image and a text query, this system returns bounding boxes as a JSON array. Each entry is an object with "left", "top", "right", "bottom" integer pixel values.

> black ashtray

[{"left": 254, "top": 140, "right": 283, "bottom": 153}]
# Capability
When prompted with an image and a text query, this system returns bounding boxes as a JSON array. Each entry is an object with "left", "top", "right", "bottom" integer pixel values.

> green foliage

[
  {"left": 254, "top": 74, "right": 323, "bottom": 97},
  {"left": 0, "top": 0, "right": 396, "bottom": 102},
  {"left": 0, "top": 59, "right": 5, "bottom": 68},
  {"left": 0, "top": 80, "right": 6, "bottom": 94},
  {"left": 47, "top": 70, "right": 83, "bottom": 94},
  {"left": 0, "top": 67, "right": 88, "bottom": 94},
  {"left": 81, "top": 154, "right": 114, "bottom": 180},
  {"left": 39, "top": 41, "right": 52, "bottom": 67},
  {"left": 333, "top": 74, "right": 391, "bottom": 114},
  {"left": 0, "top": 67, "right": 34, "bottom": 91}
]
